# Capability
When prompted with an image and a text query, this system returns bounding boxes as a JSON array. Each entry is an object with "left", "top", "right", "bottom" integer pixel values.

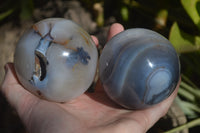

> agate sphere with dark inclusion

[
  {"left": 99, "top": 28, "right": 180, "bottom": 109},
  {"left": 14, "top": 18, "right": 98, "bottom": 102}
]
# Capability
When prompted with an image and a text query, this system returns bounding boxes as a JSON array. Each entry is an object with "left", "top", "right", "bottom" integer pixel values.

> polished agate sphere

[
  {"left": 99, "top": 28, "right": 180, "bottom": 109},
  {"left": 14, "top": 18, "right": 98, "bottom": 102}
]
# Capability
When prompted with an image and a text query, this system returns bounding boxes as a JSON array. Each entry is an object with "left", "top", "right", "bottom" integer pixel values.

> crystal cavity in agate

[
  {"left": 14, "top": 18, "right": 98, "bottom": 102},
  {"left": 99, "top": 28, "right": 180, "bottom": 109}
]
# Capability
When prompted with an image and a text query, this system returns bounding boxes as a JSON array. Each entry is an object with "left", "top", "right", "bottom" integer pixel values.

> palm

[
  {"left": 2, "top": 65, "right": 177, "bottom": 133},
  {"left": 12, "top": 79, "right": 147, "bottom": 133},
  {"left": 21, "top": 80, "right": 138, "bottom": 133}
]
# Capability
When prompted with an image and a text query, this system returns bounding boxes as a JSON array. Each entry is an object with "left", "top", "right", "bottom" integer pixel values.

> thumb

[{"left": 1, "top": 63, "right": 39, "bottom": 118}]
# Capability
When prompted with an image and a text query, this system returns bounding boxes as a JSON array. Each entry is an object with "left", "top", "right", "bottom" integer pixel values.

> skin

[{"left": 1, "top": 23, "right": 180, "bottom": 133}]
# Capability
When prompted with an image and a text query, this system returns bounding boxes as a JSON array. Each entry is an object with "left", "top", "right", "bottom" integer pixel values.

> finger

[
  {"left": 1, "top": 63, "right": 40, "bottom": 116},
  {"left": 94, "top": 24, "right": 124, "bottom": 92},
  {"left": 129, "top": 79, "right": 180, "bottom": 132},
  {"left": 2, "top": 63, "right": 19, "bottom": 86},
  {"left": 107, "top": 23, "right": 124, "bottom": 41},
  {"left": 91, "top": 35, "right": 99, "bottom": 47}
]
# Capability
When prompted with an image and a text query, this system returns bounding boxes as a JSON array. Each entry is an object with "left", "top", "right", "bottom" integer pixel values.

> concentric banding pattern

[{"left": 99, "top": 28, "right": 180, "bottom": 109}]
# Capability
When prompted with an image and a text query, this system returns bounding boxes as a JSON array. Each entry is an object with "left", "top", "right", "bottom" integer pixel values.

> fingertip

[
  {"left": 1, "top": 63, "right": 40, "bottom": 115},
  {"left": 1, "top": 63, "right": 20, "bottom": 101},
  {"left": 107, "top": 23, "right": 124, "bottom": 41},
  {"left": 2, "top": 63, "right": 18, "bottom": 86},
  {"left": 91, "top": 35, "right": 99, "bottom": 47}
]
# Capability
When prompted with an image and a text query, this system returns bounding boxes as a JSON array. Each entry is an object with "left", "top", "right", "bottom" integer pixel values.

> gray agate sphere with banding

[
  {"left": 99, "top": 28, "right": 180, "bottom": 109},
  {"left": 14, "top": 18, "right": 98, "bottom": 102}
]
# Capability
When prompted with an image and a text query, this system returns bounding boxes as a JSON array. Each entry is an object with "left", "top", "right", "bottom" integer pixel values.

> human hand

[{"left": 1, "top": 23, "right": 180, "bottom": 133}]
